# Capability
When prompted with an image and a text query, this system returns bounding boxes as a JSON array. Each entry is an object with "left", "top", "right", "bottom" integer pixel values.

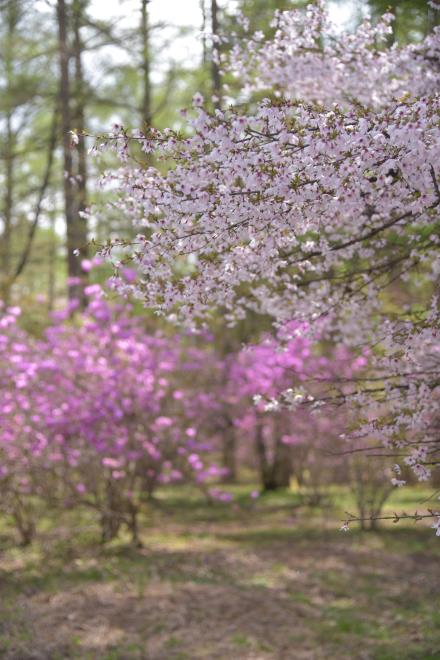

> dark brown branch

[{"left": 11, "top": 108, "right": 58, "bottom": 282}]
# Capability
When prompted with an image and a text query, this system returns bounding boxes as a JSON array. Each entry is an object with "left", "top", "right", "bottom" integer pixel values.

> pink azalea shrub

[
  {"left": 0, "top": 288, "right": 366, "bottom": 544},
  {"left": 0, "top": 291, "right": 227, "bottom": 545}
]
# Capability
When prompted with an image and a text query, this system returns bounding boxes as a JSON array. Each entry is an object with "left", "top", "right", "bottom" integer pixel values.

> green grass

[{"left": 0, "top": 485, "right": 439, "bottom": 659}]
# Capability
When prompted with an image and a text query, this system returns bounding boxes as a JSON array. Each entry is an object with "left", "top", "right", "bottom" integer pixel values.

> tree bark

[
  {"left": 210, "top": 0, "right": 222, "bottom": 110},
  {"left": 48, "top": 206, "right": 57, "bottom": 312},
  {"left": 73, "top": 1, "right": 88, "bottom": 227},
  {"left": 271, "top": 416, "right": 292, "bottom": 488},
  {"left": 1, "top": 1, "right": 19, "bottom": 304},
  {"left": 57, "top": 0, "right": 87, "bottom": 304},
  {"left": 100, "top": 480, "right": 122, "bottom": 542},
  {"left": 200, "top": 0, "right": 208, "bottom": 68},
  {"left": 272, "top": 436, "right": 292, "bottom": 488},
  {"left": 255, "top": 420, "right": 276, "bottom": 491},
  {"left": 140, "top": 0, "right": 152, "bottom": 127},
  {"left": 2, "top": 111, "right": 14, "bottom": 305},
  {"left": 72, "top": 0, "right": 89, "bottom": 301},
  {"left": 255, "top": 418, "right": 292, "bottom": 491},
  {"left": 12, "top": 109, "right": 58, "bottom": 284},
  {"left": 221, "top": 423, "right": 237, "bottom": 483}
]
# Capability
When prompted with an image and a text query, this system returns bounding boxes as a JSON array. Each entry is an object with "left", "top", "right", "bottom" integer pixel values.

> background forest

[{"left": 1, "top": 0, "right": 437, "bottom": 319}]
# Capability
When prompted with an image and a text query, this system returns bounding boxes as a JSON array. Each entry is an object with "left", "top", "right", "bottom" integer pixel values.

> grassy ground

[{"left": 0, "top": 485, "right": 439, "bottom": 659}]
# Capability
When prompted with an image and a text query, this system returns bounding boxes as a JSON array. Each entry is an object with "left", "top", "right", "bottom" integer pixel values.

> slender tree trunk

[
  {"left": 12, "top": 494, "right": 36, "bottom": 547},
  {"left": 73, "top": 0, "right": 88, "bottom": 215},
  {"left": 2, "top": 112, "right": 13, "bottom": 305},
  {"left": 200, "top": 0, "right": 207, "bottom": 68},
  {"left": 255, "top": 418, "right": 292, "bottom": 491},
  {"left": 1, "top": 2, "right": 18, "bottom": 304},
  {"left": 12, "top": 108, "right": 58, "bottom": 285},
  {"left": 272, "top": 437, "right": 292, "bottom": 488},
  {"left": 48, "top": 207, "right": 57, "bottom": 312},
  {"left": 100, "top": 480, "right": 122, "bottom": 542},
  {"left": 255, "top": 420, "right": 277, "bottom": 491},
  {"left": 221, "top": 423, "right": 237, "bottom": 483},
  {"left": 72, "top": 0, "right": 88, "bottom": 300},
  {"left": 140, "top": 0, "right": 152, "bottom": 127},
  {"left": 210, "top": 0, "right": 222, "bottom": 110},
  {"left": 127, "top": 502, "right": 142, "bottom": 547},
  {"left": 271, "top": 417, "right": 292, "bottom": 488},
  {"left": 57, "top": 0, "right": 86, "bottom": 304}
]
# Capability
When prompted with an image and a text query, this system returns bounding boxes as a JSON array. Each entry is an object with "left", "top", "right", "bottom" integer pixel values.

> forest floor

[{"left": 0, "top": 485, "right": 439, "bottom": 660}]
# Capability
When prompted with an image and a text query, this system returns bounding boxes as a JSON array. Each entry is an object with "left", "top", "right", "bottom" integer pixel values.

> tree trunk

[
  {"left": 140, "top": 0, "right": 152, "bottom": 127},
  {"left": 1, "top": 2, "right": 19, "bottom": 304},
  {"left": 72, "top": 0, "right": 88, "bottom": 300},
  {"left": 255, "top": 420, "right": 278, "bottom": 491},
  {"left": 2, "top": 111, "right": 13, "bottom": 305},
  {"left": 200, "top": 0, "right": 208, "bottom": 68},
  {"left": 272, "top": 435, "right": 292, "bottom": 488},
  {"left": 127, "top": 502, "right": 142, "bottom": 547},
  {"left": 57, "top": 0, "right": 87, "bottom": 304},
  {"left": 210, "top": 0, "right": 222, "bottom": 110},
  {"left": 100, "top": 511, "right": 121, "bottom": 543},
  {"left": 255, "top": 418, "right": 292, "bottom": 491},
  {"left": 100, "top": 480, "right": 122, "bottom": 542},
  {"left": 12, "top": 496, "right": 36, "bottom": 547},
  {"left": 48, "top": 207, "right": 57, "bottom": 311},
  {"left": 221, "top": 424, "right": 237, "bottom": 483},
  {"left": 12, "top": 108, "right": 58, "bottom": 286}
]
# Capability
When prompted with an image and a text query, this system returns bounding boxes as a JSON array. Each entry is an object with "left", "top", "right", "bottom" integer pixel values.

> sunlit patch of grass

[
  {"left": 230, "top": 633, "right": 273, "bottom": 654},
  {"left": 320, "top": 611, "right": 388, "bottom": 642},
  {"left": 289, "top": 591, "right": 313, "bottom": 605},
  {"left": 231, "top": 632, "right": 252, "bottom": 646},
  {"left": 165, "top": 635, "right": 183, "bottom": 648}
]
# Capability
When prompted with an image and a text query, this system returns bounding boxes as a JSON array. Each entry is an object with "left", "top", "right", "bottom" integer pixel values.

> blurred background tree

[{"left": 0, "top": 0, "right": 436, "bottom": 323}]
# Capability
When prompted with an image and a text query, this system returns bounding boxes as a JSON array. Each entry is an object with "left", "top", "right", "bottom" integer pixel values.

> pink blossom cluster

[{"left": 228, "top": 3, "right": 440, "bottom": 108}]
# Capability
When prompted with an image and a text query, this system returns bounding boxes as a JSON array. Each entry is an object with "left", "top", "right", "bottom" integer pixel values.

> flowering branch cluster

[{"left": 93, "top": 4, "right": 440, "bottom": 529}]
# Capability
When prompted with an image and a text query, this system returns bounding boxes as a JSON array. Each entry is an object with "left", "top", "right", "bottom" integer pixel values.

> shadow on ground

[{"left": 0, "top": 503, "right": 439, "bottom": 660}]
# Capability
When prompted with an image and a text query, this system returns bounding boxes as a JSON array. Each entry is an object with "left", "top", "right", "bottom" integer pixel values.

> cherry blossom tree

[{"left": 96, "top": 2, "right": 440, "bottom": 531}]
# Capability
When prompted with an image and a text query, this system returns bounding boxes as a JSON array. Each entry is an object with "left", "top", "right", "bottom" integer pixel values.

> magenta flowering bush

[
  {"left": 198, "top": 321, "right": 365, "bottom": 491},
  {"left": 0, "top": 291, "right": 229, "bottom": 545},
  {"left": 0, "top": 285, "right": 365, "bottom": 544}
]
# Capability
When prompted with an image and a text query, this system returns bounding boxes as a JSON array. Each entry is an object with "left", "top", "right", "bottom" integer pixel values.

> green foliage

[{"left": 366, "top": 0, "right": 440, "bottom": 43}]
